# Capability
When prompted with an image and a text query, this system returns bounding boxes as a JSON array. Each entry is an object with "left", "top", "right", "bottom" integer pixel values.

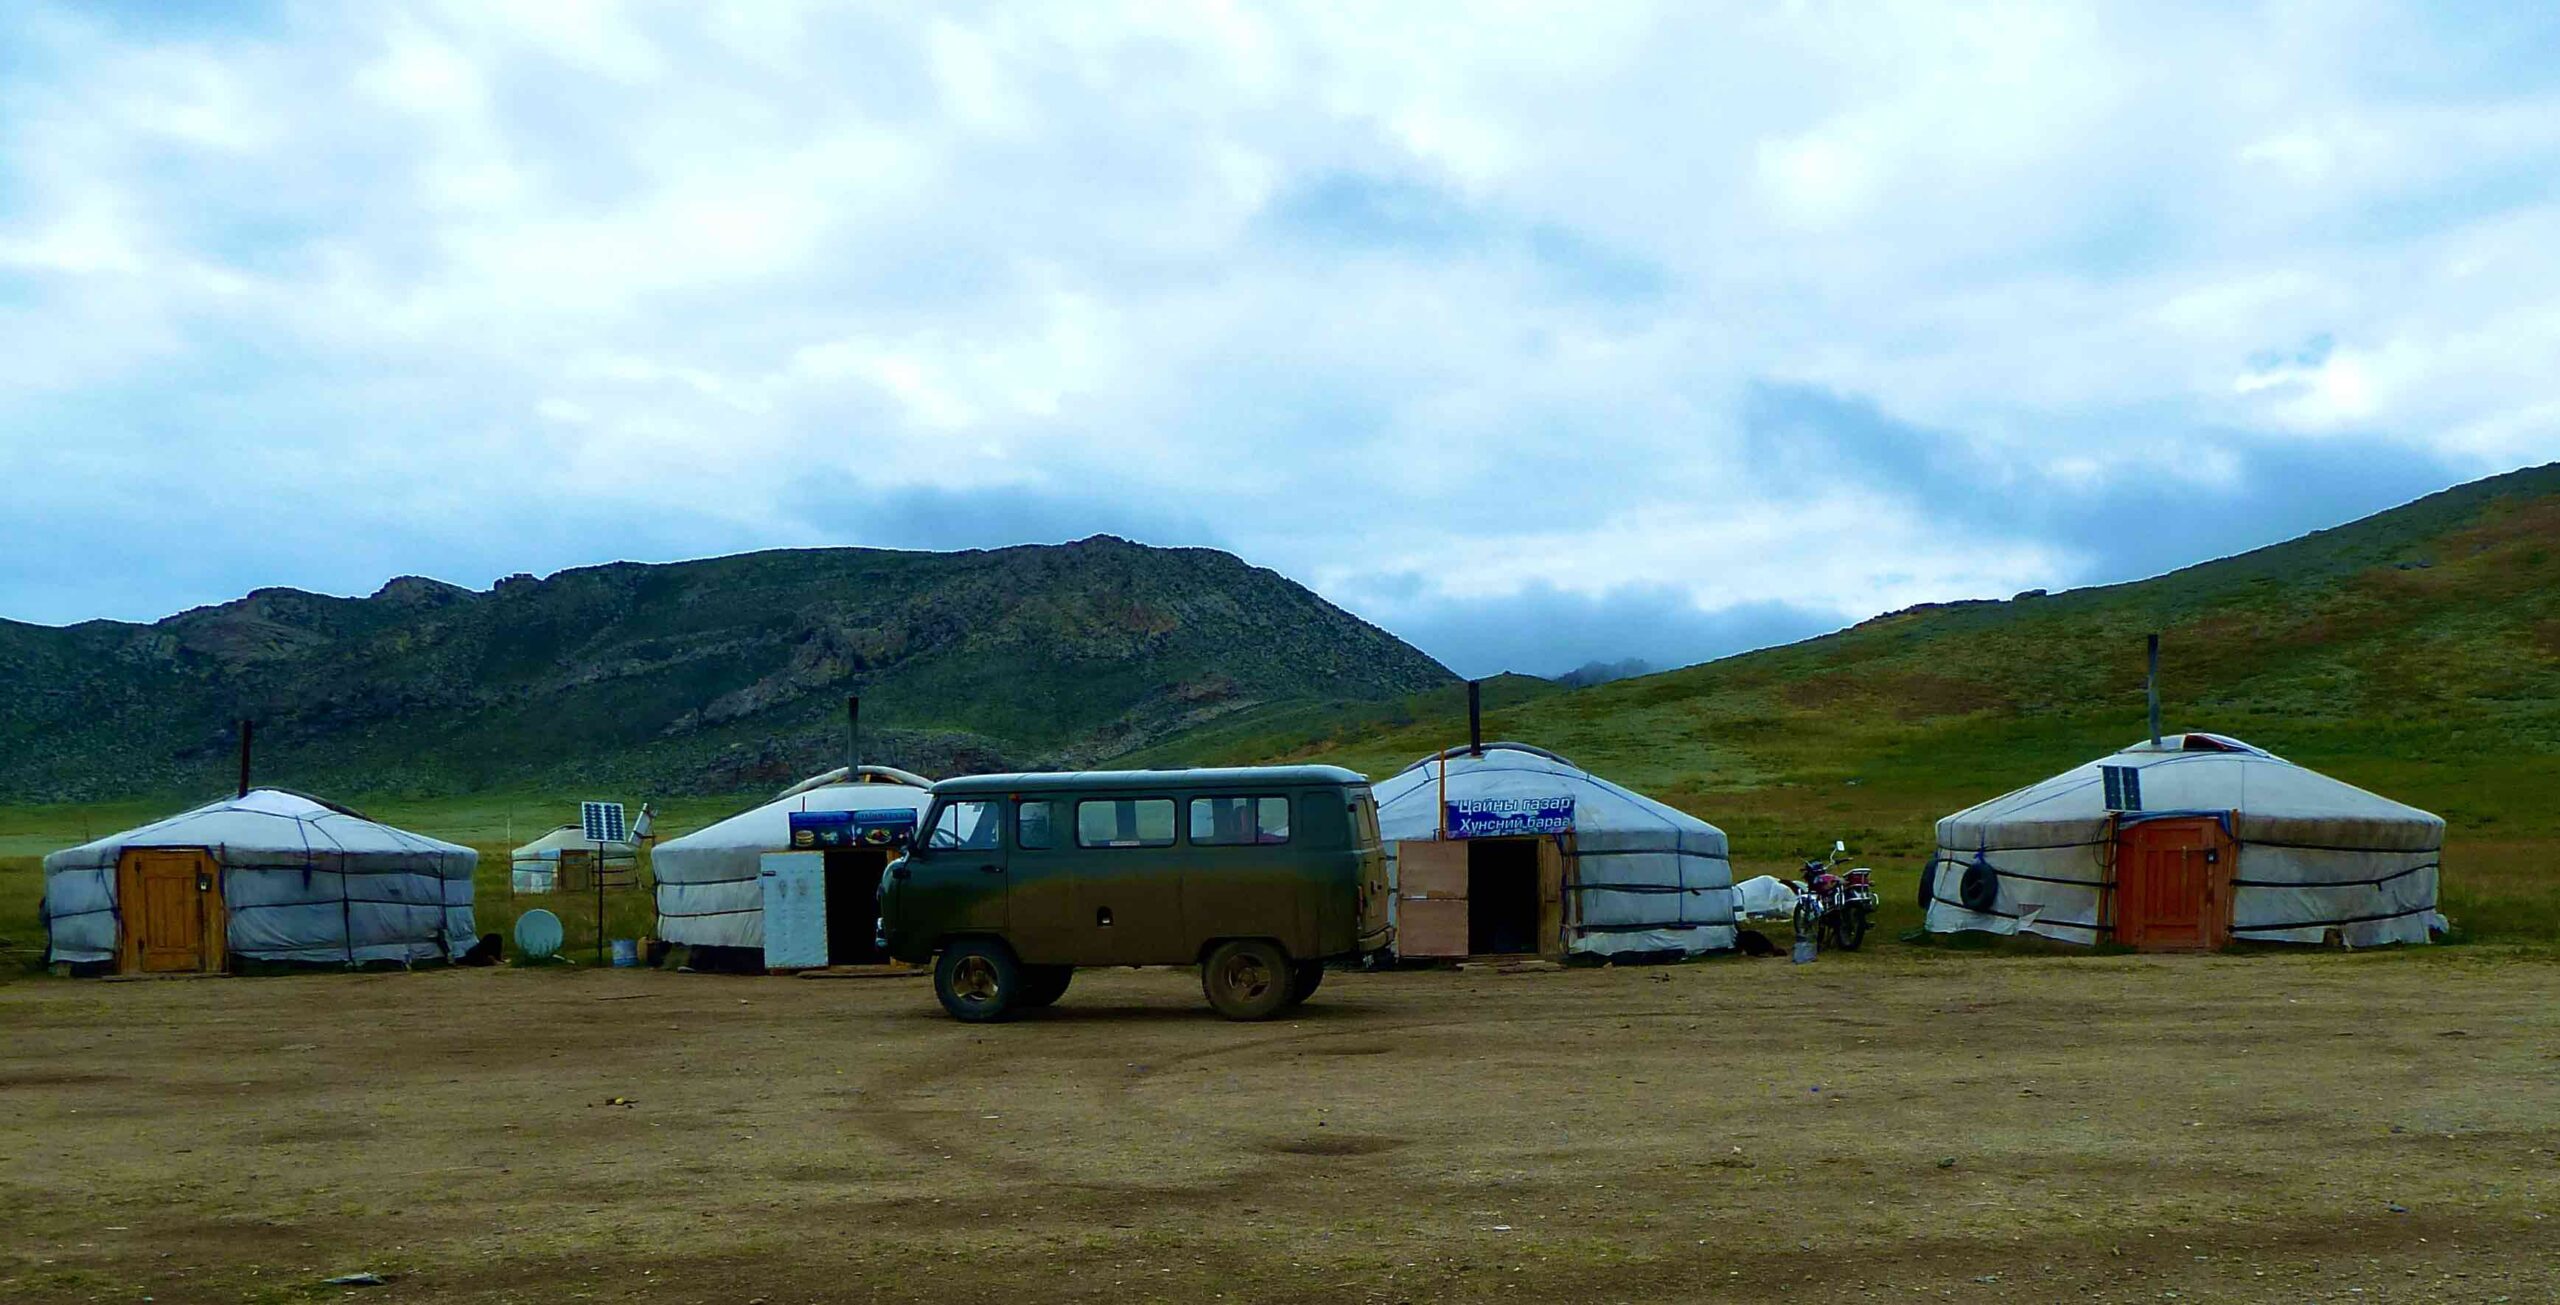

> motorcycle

[{"left": 1791, "top": 840, "right": 1879, "bottom": 952}]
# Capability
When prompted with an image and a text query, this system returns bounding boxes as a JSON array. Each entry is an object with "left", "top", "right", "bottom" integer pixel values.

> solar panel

[
  {"left": 2101, "top": 765, "right": 2142, "bottom": 813},
  {"left": 581, "top": 800, "right": 628, "bottom": 844}
]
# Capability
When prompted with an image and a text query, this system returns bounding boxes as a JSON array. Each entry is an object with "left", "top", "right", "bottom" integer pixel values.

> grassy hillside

[
  {"left": 0, "top": 535, "right": 1454, "bottom": 803},
  {"left": 1217, "top": 463, "right": 2560, "bottom": 942}
]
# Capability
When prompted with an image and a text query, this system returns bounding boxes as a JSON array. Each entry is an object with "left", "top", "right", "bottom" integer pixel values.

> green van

[{"left": 878, "top": 766, "right": 1389, "bottom": 1022}]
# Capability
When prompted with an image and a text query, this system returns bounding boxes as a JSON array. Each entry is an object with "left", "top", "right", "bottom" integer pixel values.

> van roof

[{"left": 933, "top": 765, "right": 1368, "bottom": 796}]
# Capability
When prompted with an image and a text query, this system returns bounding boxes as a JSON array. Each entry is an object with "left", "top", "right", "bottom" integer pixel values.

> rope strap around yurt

[
  {"left": 1928, "top": 834, "right": 2438, "bottom": 937},
  {"left": 1560, "top": 846, "right": 1736, "bottom": 934}
]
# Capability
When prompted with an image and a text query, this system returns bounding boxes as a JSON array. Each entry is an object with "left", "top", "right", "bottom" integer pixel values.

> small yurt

[
  {"left": 509, "top": 825, "right": 641, "bottom": 894},
  {"left": 1373, "top": 743, "right": 1735, "bottom": 961},
  {"left": 1926, "top": 733, "right": 2444, "bottom": 950},
  {"left": 42, "top": 789, "right": 478, "bottom": 974},
  {"left": 652, "top": 765, "right": 934, "bottom": 969}
]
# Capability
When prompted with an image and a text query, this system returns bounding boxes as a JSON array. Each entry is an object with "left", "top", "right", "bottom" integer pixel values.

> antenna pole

[
  {"left": 1467, "top": 679, "right": 1483, "bottom": 757},
  {"left": 2146, "top": 634, "right": 2162, "bottom": 745},
  {"left": 236, "top": 718, "right": 254, "bottom": 797}
]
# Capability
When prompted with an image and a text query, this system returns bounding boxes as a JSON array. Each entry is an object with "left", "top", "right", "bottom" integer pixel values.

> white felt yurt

[
  {"left": 43, "top": 789, "right": 478, "bottom": 973},
  {"left": 1374, "top": 744, "right": 1734, "bottom": 960},
  {"left": 1926, "top": 733, "right": 2444, "bottom": 950},
  {"left": 652, "top": 765, "right": 934, "bottom": 959},
  {"left": 509, "top": 824, "right": 641, "bottom": 894}
]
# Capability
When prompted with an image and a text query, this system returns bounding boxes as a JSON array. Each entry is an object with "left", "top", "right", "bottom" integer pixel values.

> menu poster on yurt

[{"left": 1446, "top": 796, "right": 1575, "bottom": 838}]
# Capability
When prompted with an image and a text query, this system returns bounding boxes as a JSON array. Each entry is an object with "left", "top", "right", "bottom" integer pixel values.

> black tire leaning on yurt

[
  {"left": 1959, "top": 859, "right": 2001, "bottom": 914},
  {"left": 934, "top": 938, "right": 1025, "bottom": 1023},
  {"left": 1200, "top": 939, "right": 1295, "bottom": 1021}
]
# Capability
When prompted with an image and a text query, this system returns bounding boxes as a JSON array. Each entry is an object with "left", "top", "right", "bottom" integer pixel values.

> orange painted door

[
  {"left": 122, "top": 850, "right": 220, "bottom": 973},
  {"left": 1396, "top": 840, "right": 1470, "bottom": 958},
  {"left": 2113, "top": 818, "right": 2228, "bottom": 951}
]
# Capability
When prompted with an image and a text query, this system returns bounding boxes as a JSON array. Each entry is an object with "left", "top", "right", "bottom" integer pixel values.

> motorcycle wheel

[{"left": 1833, "top": 907, "right": 1872, "bottom": 952}]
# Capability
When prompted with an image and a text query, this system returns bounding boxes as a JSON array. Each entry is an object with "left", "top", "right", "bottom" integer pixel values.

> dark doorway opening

[
  {"left": 1467, "top": 837, "right": 1543, "bottom": 955},
  {"left": 824, "top": 846, "right": 892, "bottom": 963}
]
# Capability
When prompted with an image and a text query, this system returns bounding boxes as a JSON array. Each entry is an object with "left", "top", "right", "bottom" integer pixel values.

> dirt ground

[{"left": 3, "top": 949, "right": 2556, "bottom": 1304}]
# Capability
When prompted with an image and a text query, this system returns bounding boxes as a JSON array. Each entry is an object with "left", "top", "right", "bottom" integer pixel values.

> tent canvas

[
  {"left": 510, "top": 824, "right": 640, "bottom": 894},
  {"left": 1927, "top": 733, "right": 2443, "bottom": 948},
  {"left": 43, "top": 788, "right": 478, "bottom": 968},
  {"left": 652, "top": 766, "right": 935, "bottom": 951},
  {"left": 1373, "top": 744, "right": 1735, "bottom": 959}
]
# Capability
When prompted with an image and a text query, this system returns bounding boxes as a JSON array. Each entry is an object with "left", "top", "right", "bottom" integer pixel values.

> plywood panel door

[
  {"left": 2113, "top": 817, "right": 2230, "bottom": 951},
  {"left": 119, "top": 849, "right": 222, "bottom": 974},
  {"left": 1395, "top": 840, "right": 1469, "bottom": 958}
]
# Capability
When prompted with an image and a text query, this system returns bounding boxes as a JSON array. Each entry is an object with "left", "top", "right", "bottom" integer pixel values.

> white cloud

[{"left": 0, "top": 0, "right": 2556, "bottom": 671}]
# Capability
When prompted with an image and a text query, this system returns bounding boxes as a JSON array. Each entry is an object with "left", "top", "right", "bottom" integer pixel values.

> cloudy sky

[{"left": 5, "top": 2, "right": 2557, "bottom": 677}]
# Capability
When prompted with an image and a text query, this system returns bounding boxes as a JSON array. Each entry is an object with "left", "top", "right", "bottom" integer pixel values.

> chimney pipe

[
  {"left": 847, "top": 695, "right": 862, "bottom": 777},
  {"left": 236, "top": 718, "right": 254, "bottom": 798},
  {"left": 1467, "top": 679, "right": 1483, "bottom": 757},
  {"left": 2146, "top": 634, "right": 2162, "bottom": 746}
]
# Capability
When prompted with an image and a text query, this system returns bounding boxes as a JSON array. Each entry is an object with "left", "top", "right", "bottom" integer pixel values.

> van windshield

[{"left": 925, "top": 800, "right": 1000, "bottom": 850}]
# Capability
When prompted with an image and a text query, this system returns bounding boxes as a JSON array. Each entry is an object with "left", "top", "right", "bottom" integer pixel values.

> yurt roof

[
  {"left": 1373, "top": 742, "right": 1722, "bottom": 840},
  {"left": 43, "top": 788, "right": 476, "bottom": 873},
  {"left": 511, "top": 825, "right": 638, "bottom": 858},
  {"left": 1939, "top": 734, "right": 2443, "bottom": 851},
  {"left": 656, "top": 769, "right": 936, "bottom": 858}
]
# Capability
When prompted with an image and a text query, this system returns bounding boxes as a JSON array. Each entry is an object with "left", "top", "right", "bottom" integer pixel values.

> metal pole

[
  {"left": 1436, "top": 747, "right": 1449, "bottom": 839},
  {"left": 2146, "top": 634, "right": 2162, "bottom": 745},
  {"left": 1466, "top": 680, "right": 1483, "bottom": 756},
  {"left": 236, "top": 719, "right": 254, "bottom": 797},
  {"left": 847, "top": 695, "right": 861, "bottom": 775}
]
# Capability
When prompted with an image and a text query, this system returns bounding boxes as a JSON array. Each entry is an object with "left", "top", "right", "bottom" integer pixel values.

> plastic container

[
  {"left": 1791, "top": 936, "right": 1817, "bottom": 964},
  {"left": 610, "top": 938, "right": 640, "bottom": 968}
]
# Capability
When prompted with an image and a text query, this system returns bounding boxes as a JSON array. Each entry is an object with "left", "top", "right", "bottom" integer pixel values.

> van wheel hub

[
  {"left": 1220, "top": 955, "right": 1274, "bottom": 999},
  {"left": 951, "top": 955, "right": 1000, "bottom": 1003}
]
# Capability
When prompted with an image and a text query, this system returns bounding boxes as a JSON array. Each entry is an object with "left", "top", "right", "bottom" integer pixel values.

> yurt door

[
  {"left": 2113, "top": 817, "right": 2231, "bottom": 951},
  {"left": 1396, "top": 840, "right": 1470, "bottom": 958},
  {"left": 118, "top": 849, "right": 224, "bottom": 974}
]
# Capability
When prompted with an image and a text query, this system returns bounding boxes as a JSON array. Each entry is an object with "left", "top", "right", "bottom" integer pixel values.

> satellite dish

[{"left": 514, "top": 908, "right": 565, "bottom": 960}]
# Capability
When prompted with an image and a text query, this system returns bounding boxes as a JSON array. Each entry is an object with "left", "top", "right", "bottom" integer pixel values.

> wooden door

[
  {"left": 2113, "top": 817, "right": 2230, "bottom": 951},
  {"left": 1537, "top": 835, "right": 1569, "bottom": 957},
  {"left": 1396, "top": 840, "right": 1469, "bottom": 958},
  {"left": 119, "top": 849, "right": 223, "bottom": 974}
]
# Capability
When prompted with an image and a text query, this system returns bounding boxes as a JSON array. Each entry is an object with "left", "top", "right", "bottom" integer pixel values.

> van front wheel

[
  {"left": 935, "top": 939, "right": 1023, "bottom": 1023},
  {"left": 1201, "top": 940, "right": 1294, "bottom": 1021},
  {"left": 1284, "top": 960, "right": 1325, "bottom": 1007},
  {"left": 1017, "top": 965, "right": 1073, "bottom": 1008}
]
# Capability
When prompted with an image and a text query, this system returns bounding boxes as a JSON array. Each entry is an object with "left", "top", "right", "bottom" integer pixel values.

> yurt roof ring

[{"left": 1393, "top": 742, "right": 1580, "bottom": 777}]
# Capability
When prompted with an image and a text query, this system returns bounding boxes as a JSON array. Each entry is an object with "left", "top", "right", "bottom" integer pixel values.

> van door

[
  {"left": 1004, "top": 797, "right": 1079, "bottom": 964},
  {"left": 908, "top": 799, "right": 1007, "bottom": 943},
  {"left": 1066, "top": 796, "right": 1185, "bottom": 965}
]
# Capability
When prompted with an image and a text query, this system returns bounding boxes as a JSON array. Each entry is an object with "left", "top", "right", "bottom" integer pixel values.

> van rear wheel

[
  {"left": 1201, "top": 940, "right": 1293, "bottom": 1021},
  {"left": 935, "top": 939, "right": 1023, "bottom": 1023}
]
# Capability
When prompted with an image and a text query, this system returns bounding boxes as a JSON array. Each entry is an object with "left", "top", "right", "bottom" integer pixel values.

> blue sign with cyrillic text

[{"left": 1446, "top": 796, "right": 1575, "bottom": 838}]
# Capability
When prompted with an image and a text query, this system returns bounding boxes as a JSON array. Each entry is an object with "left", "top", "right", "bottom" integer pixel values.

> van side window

[
  {"left": 1189, "top": 796, "right": 1291, "bottom": 845},
  {"left": 1076, "top": 798, "right": 1176, "bottom": 848},
  {"left": 927, "top": 800, "right": 1001, "bottom": 851},
  {"left": 1016, "top": 800, "right": 1056, "bottom": 850}
]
